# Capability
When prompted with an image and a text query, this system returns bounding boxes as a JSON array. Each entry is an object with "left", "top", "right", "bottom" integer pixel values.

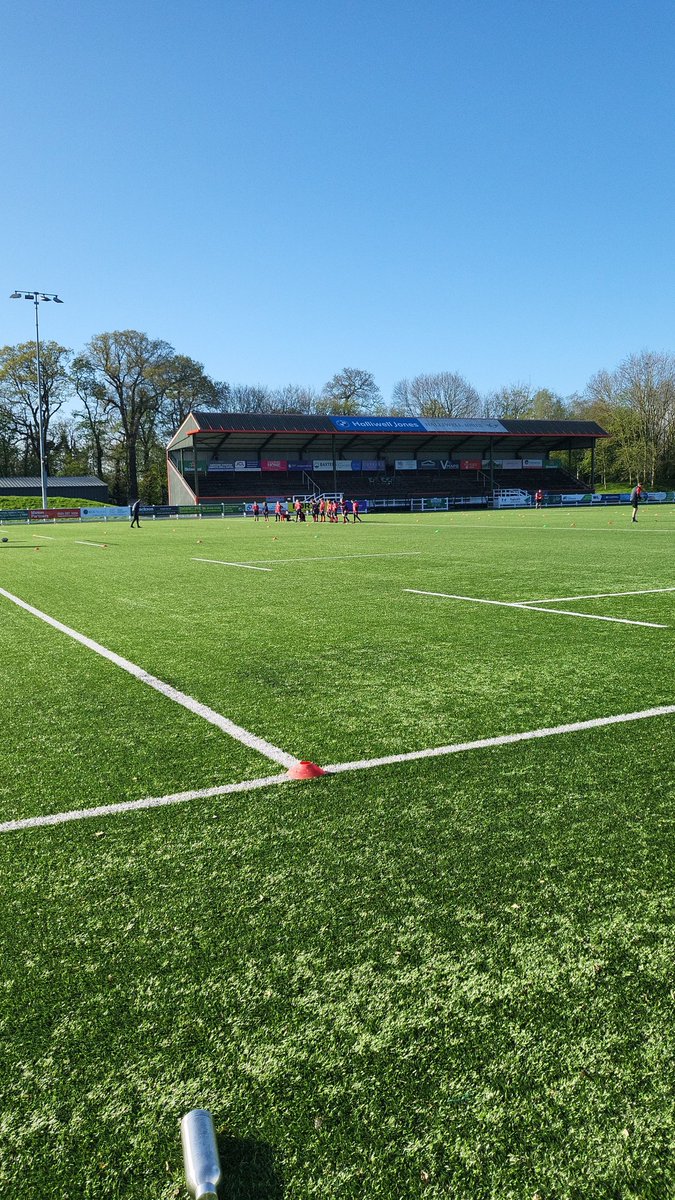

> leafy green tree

[
  {"left": 151, "top": 354, "right": 220, "bottom": 441},
  {"left": 76, "top": 331, "right": 176, "bottom": 500},
  {"left": 70, "top": 356, "right": 118, "bottom": 480},
  {"left": 0, "top": 340, "right": 72, "bottom": 473},
  {"left": 576, "top": 354, "right": 675, "bottom": 486},
  {"left": 531, "top": 389, "right": 568, "bottom": 419},
  {"left": 0, "top": 403, "right": 20, "bottom": 475}
]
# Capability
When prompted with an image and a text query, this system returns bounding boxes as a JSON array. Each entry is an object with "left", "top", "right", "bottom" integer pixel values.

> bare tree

[
  {"left": 483, "top": 382, "right": 534, "bottom": 419},
  {"left": 225, "top": 383, "right": 273, "bottom": 413},
  {"left": 319, "top": 367, "right": 382, "bottom": 414},
  {"left": 270, "top": 383, "right": 321, "bottom": 413},
  {"left": 392, "top": 371, "right": 480, "bottom": 417}
]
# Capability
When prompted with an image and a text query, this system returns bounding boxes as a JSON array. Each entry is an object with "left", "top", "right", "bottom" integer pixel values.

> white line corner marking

[
  {"left": 2, "top": 703, "right": 674, "bottom": 834},
  {"left": 0, "top": 586, "right": 298, "bottom": 769},
  {"left": 405, "top": 589, "right": 670, "bottom": 629},
  {"left": 192, "top": 557, "right": 273, "bottom": 572}
]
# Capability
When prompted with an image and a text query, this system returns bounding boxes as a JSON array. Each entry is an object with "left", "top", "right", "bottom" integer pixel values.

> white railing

[{"left": 493, "top": 488, "right": 531, "bottom": 508}]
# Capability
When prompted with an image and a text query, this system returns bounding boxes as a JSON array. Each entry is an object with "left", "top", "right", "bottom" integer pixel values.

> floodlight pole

[{"left": 9, "top": 290, "right": 64, "bottom": 510}]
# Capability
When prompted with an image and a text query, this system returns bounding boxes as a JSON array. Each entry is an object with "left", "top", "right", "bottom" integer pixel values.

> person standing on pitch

[
  {"left": 534, "top": 488, "right": 543, "bottom": 509},
  {"left": 352, "top": 499, "right": 362, "bottom": 522},
  {"left": 630, "top": 482, "right": 643, "bottom": 522},
  {"left": 130, "top": 498, "right": 141, "bottom": 528}
]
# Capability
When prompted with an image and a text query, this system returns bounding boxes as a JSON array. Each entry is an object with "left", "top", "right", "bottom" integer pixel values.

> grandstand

[{"left": 166, "top": 412, "right": 608, "bottom": 507}]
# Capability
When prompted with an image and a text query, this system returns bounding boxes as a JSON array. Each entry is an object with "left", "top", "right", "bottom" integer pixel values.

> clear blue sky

[{"left": 4, "top": 0, "right": 675, "bottom": 403}]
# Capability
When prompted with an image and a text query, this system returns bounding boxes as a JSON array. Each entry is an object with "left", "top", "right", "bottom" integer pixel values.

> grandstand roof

[{"left": 168, "top": 411, "right": 609, "bottom": 458}]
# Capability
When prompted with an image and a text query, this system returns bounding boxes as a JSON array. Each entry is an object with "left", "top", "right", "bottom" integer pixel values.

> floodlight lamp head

[
  {"left": 53, "top": 295, "right": 64, "bottom": 303},
  {"left": 41, "top": 295, "right": 52, "bottom": 301},
  {"left": 10, "top": 291, "right": 21, "bottom": 300},
  {"left": 24, "top": 293, "right": 35, "bottom": 300}
]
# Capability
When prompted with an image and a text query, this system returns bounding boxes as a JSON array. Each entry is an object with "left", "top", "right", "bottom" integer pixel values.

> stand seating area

[{"left": 193, "top": 465, "right": 586, "bottom": 504}]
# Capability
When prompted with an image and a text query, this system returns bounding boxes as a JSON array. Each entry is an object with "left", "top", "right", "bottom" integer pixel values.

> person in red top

[
  {"left": 319, "top": 498, "right": 326, "bottom": 522},
  {"left": 275, "top": 500, "right": 282, "bottom": 521},
  {"left": 534, "top": 488, "right": 543, "bottom": 509},
  {"left": 351, "top": 499, "right": 362, "bottom": 522},
  {"left": 252, "top": 501, "right": 259, "bottom": 521}
]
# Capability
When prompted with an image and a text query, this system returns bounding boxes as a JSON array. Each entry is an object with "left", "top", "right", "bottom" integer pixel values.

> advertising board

[{"left": 29, "top": 508, "right": 80, "bottom": 520}]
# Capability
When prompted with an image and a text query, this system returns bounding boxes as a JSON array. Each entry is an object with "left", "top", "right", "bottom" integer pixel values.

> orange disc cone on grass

[{"left": 287, "top": 760, "right": 326, "bottom": 780}]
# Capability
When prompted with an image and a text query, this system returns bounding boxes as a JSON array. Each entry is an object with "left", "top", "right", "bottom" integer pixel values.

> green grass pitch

[{"left": 1, "top": 507, "right": 674, "bottom": 1199}]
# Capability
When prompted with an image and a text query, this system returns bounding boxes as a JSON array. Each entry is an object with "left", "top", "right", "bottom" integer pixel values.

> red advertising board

[
  {"left": 261, "top": 459, "right": 288, "bottom": 471},
  {"left": 459, "top": 459, "right": 482, "bottom": 471},
  {"left": 29, "top": 508, "right": 81, "bottom": 520}
]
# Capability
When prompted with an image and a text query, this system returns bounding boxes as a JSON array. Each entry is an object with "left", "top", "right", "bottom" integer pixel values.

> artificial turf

[{"left": 1, "top": 507, "right": 674, "bottom": 1198}]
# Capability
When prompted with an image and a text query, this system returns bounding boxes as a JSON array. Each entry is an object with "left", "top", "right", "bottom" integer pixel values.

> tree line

[{"left": 1, "top": 330, "right": 674, "bottom": 502}]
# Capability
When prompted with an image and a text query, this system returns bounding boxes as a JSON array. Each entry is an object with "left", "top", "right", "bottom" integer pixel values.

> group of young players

[{"left": 251, "top": 497, "right": 363, "bottom": 523}]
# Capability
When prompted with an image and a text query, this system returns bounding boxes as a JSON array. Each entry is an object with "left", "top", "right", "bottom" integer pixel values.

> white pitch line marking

[
  {"left": 0, "top": 772, "right": 290, "bottom": 833},
  {"left": 404, "top": 589, "right": 669, "bottom": 628},
  {"left": 192, "top": 557, "right": 273, "bottom": 572},
  {"left": 75, "top": 540, "right": 107, "bottom": 548},
  {"left": 32, "top": 533, "right": 56, "bottom": 540},
  {"left": 322, "top": 705, "right": 675, "bottom": 774},
  {"left": 0, "top": 586, "right": 298, "bottom": 768},
  {"left": 3, "top": 703, "right": 674, "bottom": 834},
  {"left": 487, "top": 532, "right": 672, "bottom": 537},
  {"left": 242, "top": 552, "right": 422, "bottom": 565},
  {"left": 522, "top": 586, "right": 675, "bottom": 604}
]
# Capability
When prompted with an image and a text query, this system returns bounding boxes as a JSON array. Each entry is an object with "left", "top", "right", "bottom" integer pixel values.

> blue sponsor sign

[{"left": 330, "top": 416, "right": 426, "bottom": 433}]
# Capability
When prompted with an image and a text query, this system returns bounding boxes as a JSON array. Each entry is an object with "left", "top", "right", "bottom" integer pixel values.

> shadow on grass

[{"left": 217, "top": 1135, "right": 284, "bottom": 1199}]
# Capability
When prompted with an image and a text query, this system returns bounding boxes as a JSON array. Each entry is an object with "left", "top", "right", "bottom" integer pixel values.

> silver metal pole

[
  {"left": 180, "top": 1109, "right": 222, "bottom": 1200},
  {"left": 33, "top": 296, "right": 48, "bottom": 509}
]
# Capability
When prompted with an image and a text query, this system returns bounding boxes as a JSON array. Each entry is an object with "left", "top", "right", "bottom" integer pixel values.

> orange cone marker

[{"left": 286, "top": 760, "right": 326, "bottom": 780}]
